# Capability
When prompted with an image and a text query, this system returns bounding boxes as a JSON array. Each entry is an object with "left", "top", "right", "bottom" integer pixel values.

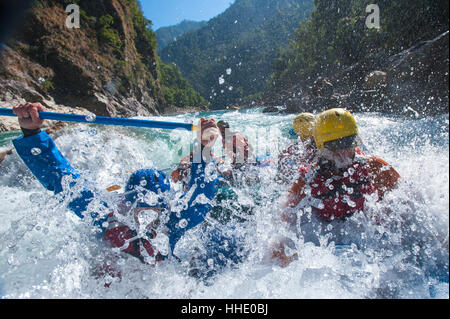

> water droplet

[
  {"left": 140, "top": 179, "right": 147, "bottom": 187},
  {"left": 226, "top": 68, "right": 232, "bottom": 75},
  {"left": 38, "top": 77, "right": 45, "bottom": 85},
  {"left": 85, "top": 113, "right": 96, "bottom": 122},
  {"left": 347, "top": 200, "right": 356, "bottom": 208},
  {"left": 31, "top": 148, "right": 42, "bottom": 156},
  {"left": 219, "top": 76, "right": 225, "bottom": 85},
  {"left": 178, "top": 219, "right": 188, "bottom": 229}
]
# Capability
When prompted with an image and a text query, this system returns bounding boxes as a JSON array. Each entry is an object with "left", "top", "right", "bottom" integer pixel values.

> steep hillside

[
  {"left": 264, "top": 0, "right": 449, "bottom": 115},
  {"left": 156, "top": 20, "right": 207, "bottom": 51},
  {"left": 0, "top": 0, "right": 206, "bottom": 124},
  {"left": 159, "top": 0, "right": 314, "bottom": 108}
]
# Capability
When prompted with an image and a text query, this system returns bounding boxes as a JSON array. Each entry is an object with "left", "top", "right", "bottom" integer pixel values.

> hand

[{"left": 12, "top": 102, "right": 45, "bottom": 130}]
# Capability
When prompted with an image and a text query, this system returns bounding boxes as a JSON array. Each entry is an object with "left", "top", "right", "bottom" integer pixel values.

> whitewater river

[{"left": 0, "top": 108, "right": 448, "bottom": 299}]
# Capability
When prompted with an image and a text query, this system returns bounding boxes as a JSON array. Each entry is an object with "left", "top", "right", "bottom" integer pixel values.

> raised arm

[
  {"left": 166, "top": 118, "right": 221, "bottom": 251},
  {"left": 12, "top": 103, "right": 102, "bottom": 225},
  {"left": 366, "top": 156, "right": 401, "bottom": 199}
]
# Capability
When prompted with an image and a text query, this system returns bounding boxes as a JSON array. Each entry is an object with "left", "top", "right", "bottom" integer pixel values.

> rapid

[{"left": 0, "top": 108, "right": 448, "bottom": 299}]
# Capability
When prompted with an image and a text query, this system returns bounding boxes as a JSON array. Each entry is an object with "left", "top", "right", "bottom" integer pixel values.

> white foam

[{"left": 0, "top": 111, "right": 448, "bottom": 298}]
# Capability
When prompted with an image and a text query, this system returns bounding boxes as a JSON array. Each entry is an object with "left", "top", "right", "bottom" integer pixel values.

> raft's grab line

[{"left": 0, "top": 108, "right": 196, "bottom": 131}]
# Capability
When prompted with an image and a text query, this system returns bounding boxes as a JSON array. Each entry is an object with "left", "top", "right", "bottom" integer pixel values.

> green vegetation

[
  {"left": 128, "top": 0, "right": 207, "bottom": 108},
  {"left": 159, "top": 0, "right": 314, "bottom": 108},
  {"left": 159, "top": 62, "right": 208, "bottom": 108},
  {"left": 73, "top": 0, "right": 206, "bottom": 109},
  {"left": 130, "top": 1, "right": 158, "bottom": 74},
  {"left": 269, "top": 0, "right": 449, "bottom": 92},
  {"left": 156, "top": 20, "right": 208, "bottom": 51},
  {"left": 42, "top": 78, "right": 55, "bottom": 92},
  {"left": 98, "top": 14, "right": 122, "bottom": 55}
]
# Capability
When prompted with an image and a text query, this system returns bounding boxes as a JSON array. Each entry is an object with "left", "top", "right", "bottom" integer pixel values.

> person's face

[
  {"left": 201, "top": 128, "right": 219, "bottom": 147},
  {"left": 320, "top": 147, "right": 356, "bottom": 169}
]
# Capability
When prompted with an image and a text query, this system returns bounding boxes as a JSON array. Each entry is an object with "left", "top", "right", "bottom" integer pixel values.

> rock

[
  {"left": 365, "top": 71, "right": 388, "bottom": 87},
  {"left": 384, "top": 31, "right": 449, "bottom": 114},
  {"left": 44, "top": 121, "right": 67, "bottom": 135},
  {"left": 0, "top": 149, "right": 13, "bottom": 166},
  {"left": 0, "top": 79, "right": 54, "bottom": 107},
  {"left": 285, "top": 98, "right": 303, "bottom": 113},
  {"left": 262, "top": 106, "right": 281, "bottom": 113},
  {"left": 0, "top": 100, "right": 91, "bottom": 132},
  {"left": 0, "top": 117, "right": 20, "bottom": 132},
  {"left": 310, "top": 77, "right": 334, "bottom": 97},
  {"left": 0, "top": 1, "right": 168, "bottom": 121}
]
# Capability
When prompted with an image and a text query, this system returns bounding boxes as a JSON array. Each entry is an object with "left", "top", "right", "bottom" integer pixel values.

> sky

[{"left": 140, "top": 0, "right": 234, "bottom": 30}]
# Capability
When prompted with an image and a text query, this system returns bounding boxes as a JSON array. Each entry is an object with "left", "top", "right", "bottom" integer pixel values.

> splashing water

[{"left": 0, "top": 109, "right": 448, "bottom": 298}]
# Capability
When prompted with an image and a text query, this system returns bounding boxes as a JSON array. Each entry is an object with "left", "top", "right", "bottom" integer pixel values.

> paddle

[{"left": 0, "top": 108, "right": 196, "bottom": 131}]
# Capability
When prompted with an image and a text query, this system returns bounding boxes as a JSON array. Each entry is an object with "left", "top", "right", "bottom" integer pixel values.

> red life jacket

[
  {"left": 300, "top": 156, "right": 376, "bottom": 221},
  {"left": 103, "top": 213, "right": 163, "bottom": 263}
]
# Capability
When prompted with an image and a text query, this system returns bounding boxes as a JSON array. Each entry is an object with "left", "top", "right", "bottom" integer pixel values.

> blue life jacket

[{"left": 13, "top": 131, "right": 219, "bottom": 253}]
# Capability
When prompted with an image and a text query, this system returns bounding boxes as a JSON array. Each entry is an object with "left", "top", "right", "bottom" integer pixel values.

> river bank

[{"left": 260, "top": 31, "right": 449, "bottom": 117}]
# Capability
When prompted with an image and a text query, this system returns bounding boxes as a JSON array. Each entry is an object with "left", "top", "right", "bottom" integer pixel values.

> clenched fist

[{"left": 12, "top": 102, "right": 45, "bottom": 130}]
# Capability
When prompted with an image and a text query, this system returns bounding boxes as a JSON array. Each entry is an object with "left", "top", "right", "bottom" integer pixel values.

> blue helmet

[{"left": 124, "top": 169, "right": 170, "bottom": 208}]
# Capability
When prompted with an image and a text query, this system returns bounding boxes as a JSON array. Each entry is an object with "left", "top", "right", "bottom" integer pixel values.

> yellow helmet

[
  {"left": 293, "top": 113, "right": 316, "bottom": 141},
  {"left": 314, "top": 108, "right": 358, "bottom": 149}
]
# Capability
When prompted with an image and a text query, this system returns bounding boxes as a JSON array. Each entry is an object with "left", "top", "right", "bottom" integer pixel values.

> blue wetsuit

[{"left": 13, "top": 131, "right": 220, "bottom": 255}]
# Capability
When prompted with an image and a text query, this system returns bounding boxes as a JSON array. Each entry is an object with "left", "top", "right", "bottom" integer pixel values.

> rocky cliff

[{"left": 0, "top": 0, "right": 172, "bottom": 132}]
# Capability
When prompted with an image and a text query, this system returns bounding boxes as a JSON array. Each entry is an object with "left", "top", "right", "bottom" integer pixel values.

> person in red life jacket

[
  {"left": 277, "top": 113, "right": 317, "bottom": 184},
  {"left": 172, "top": 120, "right": 253, "bottom": 187},
  {"left": 271, "top": 108, "right": 401, "bottom": 267}
]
